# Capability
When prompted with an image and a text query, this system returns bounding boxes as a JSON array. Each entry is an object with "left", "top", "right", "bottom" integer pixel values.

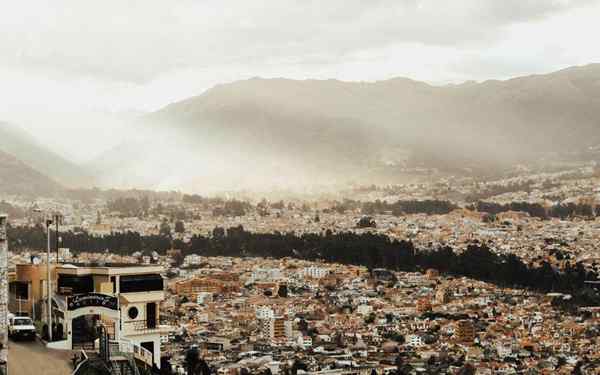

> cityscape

[{"left": 1, "top": 1, "right": 600, "bottom": 375}]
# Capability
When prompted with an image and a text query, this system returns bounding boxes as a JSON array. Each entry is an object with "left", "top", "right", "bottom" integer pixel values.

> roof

[
  {"left": 56, "top": 263, "right": 164, "bottom": 276},
  {"left": 119, "top": 291, "right": 165, "bottom": 303}
]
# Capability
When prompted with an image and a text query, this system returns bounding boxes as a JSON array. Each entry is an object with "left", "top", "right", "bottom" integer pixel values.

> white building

[
  {"left": 406, "top": 334, "right": 425, "bottom": 348},
  {"left": 49, "top": 264, "right": 172, "bottom": 370},
  {"left": 300, "top": 266, "right": 330, "bottom": 279},
  {"left": 356, "top": 304, "right": 373, "bottom": 316},
  {"left": 251, "top": 268, "right": 283, "bottom": 282},
  {"left": 296, "top": 334, "right": 313, "bottom": 349},
  {"left": 196, "top": 292, "right": 213, "bottom": 305},
  {"left": 184, "top": 254, "right": 203, "bottom": 266},
  {"left": 256, "top": 306, "right": 275, "bottom": 320}
]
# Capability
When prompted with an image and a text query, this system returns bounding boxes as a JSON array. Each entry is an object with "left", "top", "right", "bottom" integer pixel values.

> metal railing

[
  {"left": 122, "top": 318, "right": 171, "bottom": 334},
  {"left": 108, "top": 339, "right": 153, "bottom": 367},
  {"left": 72, "top": 350, "right": 89, "bottom": 375}
]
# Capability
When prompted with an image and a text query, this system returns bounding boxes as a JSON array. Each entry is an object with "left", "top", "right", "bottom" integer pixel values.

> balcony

[
  {"left": 122, "top": 319, "right": 173, "bottom": 335},
  {"left": 108, "top": 339, "right": 153, "bottom": 367}
]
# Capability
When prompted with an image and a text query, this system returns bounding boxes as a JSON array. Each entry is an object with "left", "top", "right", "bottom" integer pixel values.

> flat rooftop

[{"left": 56, "top": 262, "right": 164, "bottom": 276}]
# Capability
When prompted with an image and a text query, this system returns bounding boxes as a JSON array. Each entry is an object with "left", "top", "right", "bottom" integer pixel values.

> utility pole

[
  {"left": 0, "top": 214, "right": 9, "bottom": 375},
  {"left": 55, "top": 214, "right": 60, "bottom": 263},
  {"left": 52, "top": 213, "right": 63, "bottom": 263},
  {"left": 46, "top": 218, "right": 53, "bottom": 342}
]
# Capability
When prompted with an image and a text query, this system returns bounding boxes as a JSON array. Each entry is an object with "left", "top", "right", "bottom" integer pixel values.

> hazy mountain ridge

[
  {"left": 151, "top": 63, "right": 600, "bottom": 152},
  {"left": 0, "top": 122, "right": 92, "bottom": 187},
  {"left": 0, "top": 149, "right": 63, "bottom": 196},
  {"left": 84, "top": 63, "right": 600, "bottom": 192}
]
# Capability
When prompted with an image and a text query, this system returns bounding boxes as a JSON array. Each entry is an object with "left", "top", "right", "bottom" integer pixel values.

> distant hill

[
  {"left": 0, "top": 150, "right": 63, "bottom": 196},
  {"left": 90, "top": 64, "right": 600, "bottom": 191},
  {"left": 0, "top": 122, "right": 91, "bottom": 187}
]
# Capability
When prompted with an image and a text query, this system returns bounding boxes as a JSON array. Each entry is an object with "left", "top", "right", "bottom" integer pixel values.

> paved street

[{"left": 8, "top": 339, "right": 72, "bottom": 375}]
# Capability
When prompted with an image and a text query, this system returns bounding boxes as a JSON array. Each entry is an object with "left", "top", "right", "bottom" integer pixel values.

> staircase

[
  {"left": 109, "top": 357, "right": 140, "bottom": 375},
  {"left": 74, "top": 324, "right": 152, "bottom": 375}
]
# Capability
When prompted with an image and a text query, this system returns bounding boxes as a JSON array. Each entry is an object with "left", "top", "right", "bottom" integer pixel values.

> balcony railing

[
  {"left": 108, "top": 339, "right": 153, "bottom": 367},
  {"left": 122, "top": 319, "right": 172, "bottom": 334}
]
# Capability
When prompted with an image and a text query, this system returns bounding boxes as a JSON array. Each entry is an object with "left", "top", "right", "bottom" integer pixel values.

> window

[
  {"left": 119, "top": 274, "right": 164, "bottom": 293},
  {"left": 13, "top": 318, "right": 33, "bottom": 326},
  {"left": 128, "top": 307, "right": 139, "bottom": 320},
  {"left": 57, "top": 275, "right": 94, "bottom": 295}
]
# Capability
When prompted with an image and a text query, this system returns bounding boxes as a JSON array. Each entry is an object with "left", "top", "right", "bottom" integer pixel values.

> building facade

[{"left": 12, "top": 263, "right": 171, "bottom": 369}]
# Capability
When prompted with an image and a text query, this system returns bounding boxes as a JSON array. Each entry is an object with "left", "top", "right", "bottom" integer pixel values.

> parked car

[{"left": 8, "top": 316, "right": 36, "bottom": 340}]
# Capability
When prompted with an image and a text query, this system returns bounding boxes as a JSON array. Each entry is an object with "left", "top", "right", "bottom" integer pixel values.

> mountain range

[
  {"left": 90, "top": 63, "right": 600, "bottom": 191},
  {"left": 2, "top": 64, "right": 600, "bottom": 194},
  {"left": 0, "top": 149, "right": 63, "bottom": 196},
  {"left": 0, "top": 122, "right": 92, "bottom": 195}
]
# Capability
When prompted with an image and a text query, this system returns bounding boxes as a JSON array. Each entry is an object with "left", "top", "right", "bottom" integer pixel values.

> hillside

[
  {"left": 0, "top": 122, "right": 91, "bottom": 187},
  {"left": 90, "top": 64, "right": 600, "bottom": 191},
  {"left": 0, "top": 150, "right": 63, "bottom": 196}
]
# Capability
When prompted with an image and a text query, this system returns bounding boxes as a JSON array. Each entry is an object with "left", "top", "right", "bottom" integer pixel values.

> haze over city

[
  {"left": 1, "top": 2, "right": 600, "bottom": 375},
  {"left": 2, "top": 0, "right": 600, "bottom": 164}
]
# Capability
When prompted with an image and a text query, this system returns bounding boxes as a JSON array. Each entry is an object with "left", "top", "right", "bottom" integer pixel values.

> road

[{"left": 8, "top": 339, "right": 73, "bottom": 375}]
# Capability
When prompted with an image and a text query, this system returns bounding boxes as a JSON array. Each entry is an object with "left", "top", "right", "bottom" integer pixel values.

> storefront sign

[{"left": 67, "top": 293, "right": 118, "bottom": 311}]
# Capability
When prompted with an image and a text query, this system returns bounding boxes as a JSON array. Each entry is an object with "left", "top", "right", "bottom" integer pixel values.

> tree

[
  {"left": 291, "top": 360, "right": 307, "bottom": 375},
  {"left": 457, "top": 364, "right": 475, "bottom": 375},
  {"left": 159, "top": 219, "right": 172, "bottom": 237},
  {"left": 212, "top": 227, "right": 225, "bottom": 239},
  {"left": 357, "top": 216, "right": 376, "bottom": 228},
  {"left": 184, "top": 346, "right": 199, "bottom": 375},
  {"left": 172, "top": 252, "right": 185, "bottom": 267},
  {"left": 175, "top": 220, "right": 185, "bottom": 234}
]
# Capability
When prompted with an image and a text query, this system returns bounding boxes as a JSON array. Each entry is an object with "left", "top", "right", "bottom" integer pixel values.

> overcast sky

[{"left": 1, "top": 0, "right": 600, "bottom": 161}]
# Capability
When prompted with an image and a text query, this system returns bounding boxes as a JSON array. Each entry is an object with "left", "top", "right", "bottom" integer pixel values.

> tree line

[
  {"left": 7, "top": 224, "right": 599, "bottom": 307},
  {"left": 324, "top": 199, "right": 458, "bottom": 216},
  {"left": 471, "top": 200, "right": 598, "bottom": 219}
]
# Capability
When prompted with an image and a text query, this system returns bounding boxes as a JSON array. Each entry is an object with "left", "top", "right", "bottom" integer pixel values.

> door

[
  {"left": 146, "top": 302, "right": 156, "bottom": 329},
  {"left": 141, "top": 341, "right": 155, "bottom": 367}
]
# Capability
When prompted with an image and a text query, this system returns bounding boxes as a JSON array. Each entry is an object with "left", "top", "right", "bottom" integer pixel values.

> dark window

[
  {"left": 141, "top": 341, "right": 155, "bottom": 364},
  {"left": 128, "top": 307, "right": 139, "bottom": 320},
  {"left": 15, "top": 282, "right": 28, "bottom": 299},
  {"left": 10, "top": 282, "right": 28, "bottom": 299},
  {"left": 146, "top": 302, "right": 156, "bottom": 329},
  {"left": 57, "top": 275, "right": 94, "bottom": 295},
  {"left": 119, "top": 274, "right": 163, "bottom": 293}
]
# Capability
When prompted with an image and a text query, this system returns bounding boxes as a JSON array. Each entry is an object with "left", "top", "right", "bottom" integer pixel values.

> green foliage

[
  {"left": 212, "top": 199, "right": 251, "bottom": 217},
  {"left": 7, "top": 225, "right": 599, "bottom": 305},
  {"left": 107, "top": 196, "right": 150, "bottom": 217},
  {"left": 174, "top": 220, "right": 185, "bottom": 233},
  {"left": 159, "top": 219, "right": 172, "bottom": 237}
]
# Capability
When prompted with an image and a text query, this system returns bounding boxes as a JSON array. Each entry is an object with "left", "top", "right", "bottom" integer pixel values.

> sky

[{"left": 1, "top": 0, "right": 600, "bottom": 162}]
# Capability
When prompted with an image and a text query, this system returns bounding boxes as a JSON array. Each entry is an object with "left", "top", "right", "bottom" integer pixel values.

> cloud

[{"left": 1, "top": 0, "right": 597, "bottom": 84}]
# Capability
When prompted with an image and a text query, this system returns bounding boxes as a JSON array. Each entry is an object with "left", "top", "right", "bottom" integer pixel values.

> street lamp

[
  {"left": 32, "top": 208, "right": 60, "bottom": 342},
  {"left": 53, "top": 214, "right": 63, "bottom": 263},
  {"left": 45, "top": 217, "right": 53, "bottom": 342}
]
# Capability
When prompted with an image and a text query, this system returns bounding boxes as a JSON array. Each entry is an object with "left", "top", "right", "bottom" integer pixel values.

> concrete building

[
  {"left": 44, "top": 263, "right": 172, "bottom": 369},
  {"left": 416, "top": 297, "right": 432, "bottom": 314},
  {"left": 259, "top": 315, "right": 292, "bottom": 345},
  {"left": 8, "top": 263, "right": 51, "bottom": 320},
  {"left": 251, "top": 268, "right": 283, "bottom": 282},
  {"left": 300, "top": 266, "right": 330, "bottom": 279},
  {"left": 434, "top": 287, "right": 452, "bottom": 305},
  {"left": 456, "top": 320, "right": 475, "bottom": 345}
]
